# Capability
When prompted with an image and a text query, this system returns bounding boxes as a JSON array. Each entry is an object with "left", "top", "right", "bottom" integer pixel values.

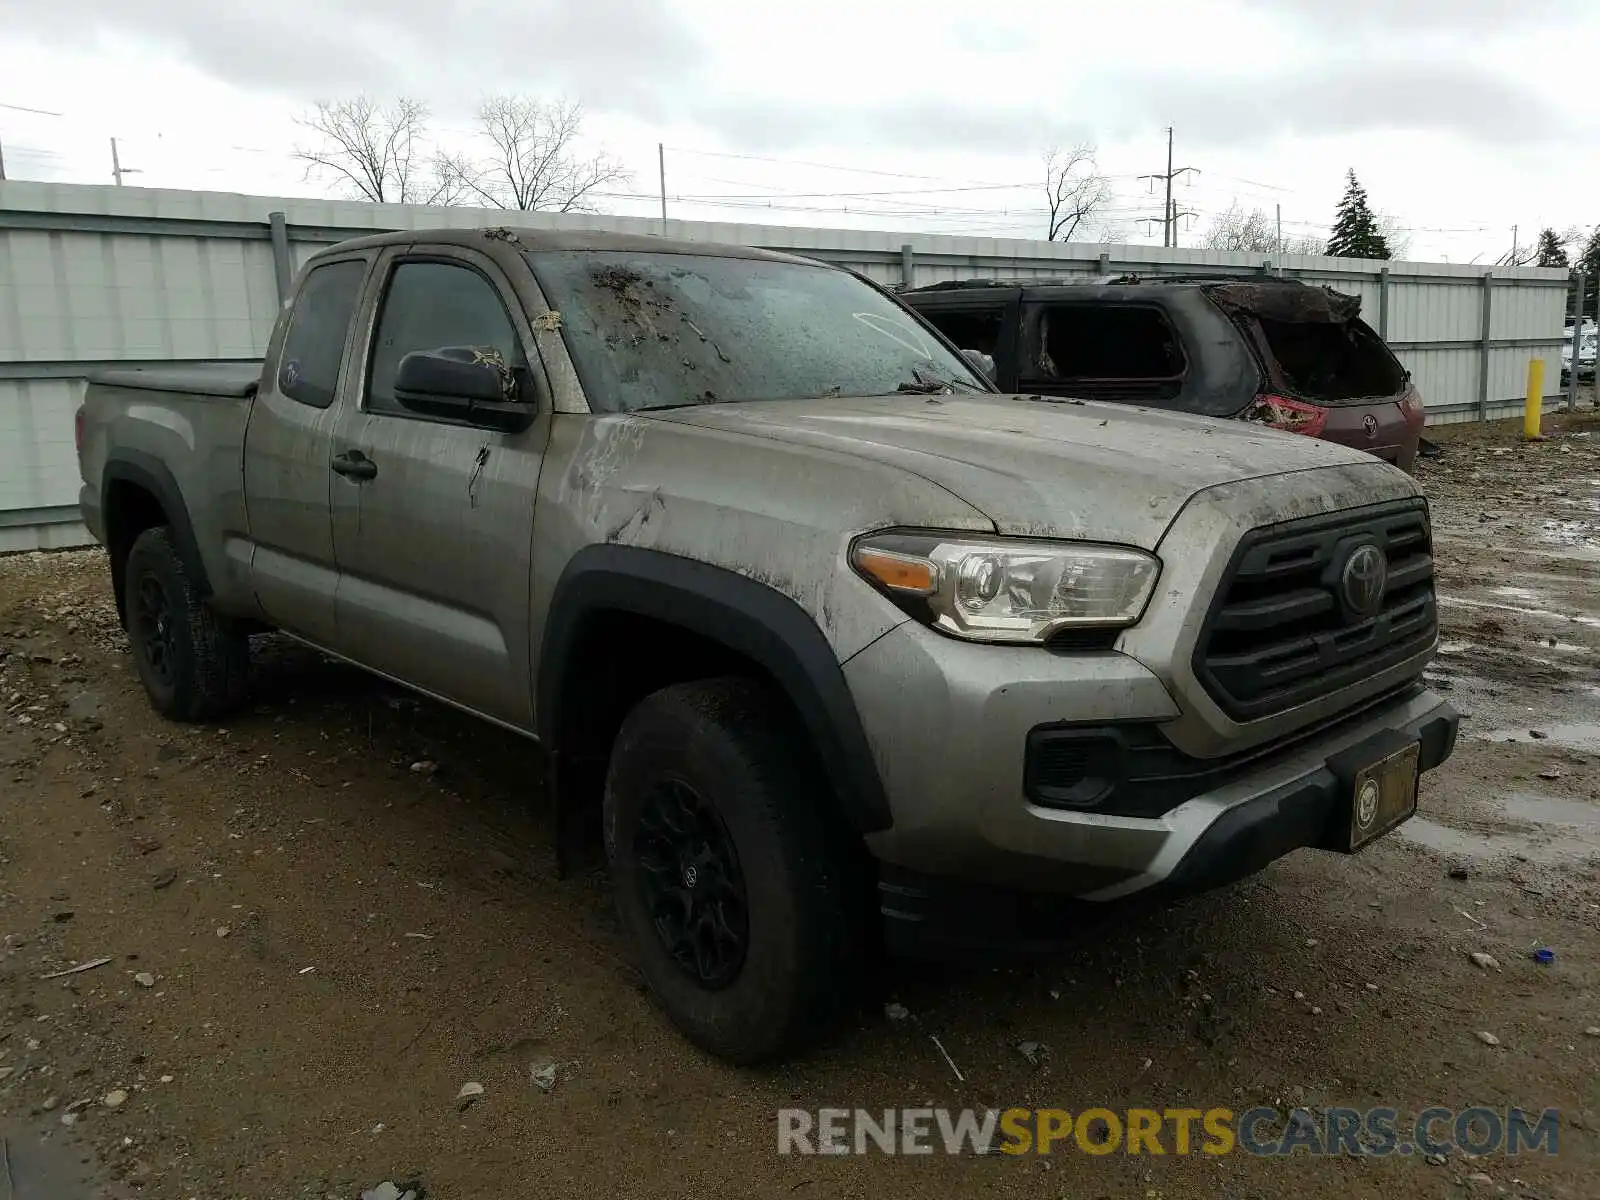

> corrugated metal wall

[{"left": 0, "top": 180, "right": 1573, "bottom": 551}]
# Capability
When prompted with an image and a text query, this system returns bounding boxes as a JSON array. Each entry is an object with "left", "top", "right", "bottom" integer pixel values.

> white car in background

[{"left": 1562, "top": 324, "right": 1597, "bottom": 382}]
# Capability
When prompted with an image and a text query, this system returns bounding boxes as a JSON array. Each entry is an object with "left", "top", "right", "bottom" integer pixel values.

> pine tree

[
  {"left": 1325, "top": 170, "right": 1391, "bottom": 261},
  {"left": 1580, "top": 226, "right": 1600, "bottom": 313},
  {"left": 1535, "top": 228, "right": 1569, "bottom": 269}
]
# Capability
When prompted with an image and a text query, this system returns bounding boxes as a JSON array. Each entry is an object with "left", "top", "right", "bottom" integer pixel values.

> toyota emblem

[
  {"left": 1362, "top": 414, "right": 1378, "bottom": 438},
  {"left": 1340, "top": 543, "right": 1387, "bottom": 619}
]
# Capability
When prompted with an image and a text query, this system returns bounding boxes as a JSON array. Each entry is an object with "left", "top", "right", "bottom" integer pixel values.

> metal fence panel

[{"left": 0, "top": 179, "right": 1573, "bottom": 547}]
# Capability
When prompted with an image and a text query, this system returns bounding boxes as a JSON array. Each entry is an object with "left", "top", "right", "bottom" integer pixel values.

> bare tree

[
  {"left": 1497, "top": 240, "right": 1538, "bottom": 267},
  {"left": 294, "top": 96, "right": 462, "bottom": 205},
  {"left": 454, "top": 96, "right": 629, "bottom": 213},
  {"left": 1043, "top": 145, "right": 1111, "bottom": 242},
  {"left": 1201, "top": 202, "right": 1278, "bottom": 252},
  {"left": 1374, "top": 213, "right": 1412, "bottom": 260},
  {"left": 1201, "top": 202, "right": 1323, "bottom": 255}
]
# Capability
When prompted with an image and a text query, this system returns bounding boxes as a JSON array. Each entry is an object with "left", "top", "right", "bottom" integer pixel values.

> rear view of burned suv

[{"left": 903, "top": 276, "right": 1427, "bottom": 470}]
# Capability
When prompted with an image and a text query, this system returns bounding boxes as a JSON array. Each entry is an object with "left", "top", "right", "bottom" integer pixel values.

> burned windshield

[{"left": 525, "top": 250, "right": 987, "bottom": 412}]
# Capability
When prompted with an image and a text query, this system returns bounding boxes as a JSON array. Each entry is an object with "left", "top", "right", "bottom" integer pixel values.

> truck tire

[
  {"left": 604, "top": 677, "right": 866, "bottom": 1063},
  {"left": 123, "top": 526, "right": 249, "bottom": 721}
]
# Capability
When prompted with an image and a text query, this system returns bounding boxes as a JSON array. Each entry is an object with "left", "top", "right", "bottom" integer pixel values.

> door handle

[{"left": 331, "top": 449, "right": 377, "bottom": 481}]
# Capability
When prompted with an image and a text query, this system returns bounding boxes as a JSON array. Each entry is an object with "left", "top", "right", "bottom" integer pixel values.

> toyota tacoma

[{"left": 75, "top": 228, "right": 1458, "bottom": 1062}]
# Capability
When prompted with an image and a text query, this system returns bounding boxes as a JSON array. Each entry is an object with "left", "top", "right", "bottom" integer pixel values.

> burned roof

[
  {"left": 904, "top": 274, "right": 1362, "bottom": 322},
  {"left": 1204, "top": 281, "right": 1362, "bottom": 323}
]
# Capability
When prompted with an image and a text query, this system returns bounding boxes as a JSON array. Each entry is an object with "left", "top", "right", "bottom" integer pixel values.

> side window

[
  {"left": 366, "top": 260, "right": 524, "bottom": 416},
  {"left": 277, "top": 260, "right": 367, "bottom": 408},
  {"left": 1025, "top": 304, "right": 1187, "bottom": 383},
  {"left": 918, "top": 306, "right": 1005, "bottom": 357}
]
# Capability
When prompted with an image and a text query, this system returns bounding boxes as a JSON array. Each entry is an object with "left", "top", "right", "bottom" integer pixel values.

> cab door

[
  {"left": 242, "top": 254, "right": 371, "bottom": 646},
  {"left": 327, "top": 246, "right": 552, "bottom": 729}
]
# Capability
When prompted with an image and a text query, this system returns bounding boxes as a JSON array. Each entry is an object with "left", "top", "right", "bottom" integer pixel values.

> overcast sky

[{"left": 1, "top": 0, "right": 1595, "bottom": 262}]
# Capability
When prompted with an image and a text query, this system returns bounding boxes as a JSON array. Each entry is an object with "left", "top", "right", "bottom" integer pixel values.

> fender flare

[
  {"left": 102, "top": 450, "right": 211, "bottom": 597},
  {"left": 537, "top": 544, "right": 893, "bottom": 834}
]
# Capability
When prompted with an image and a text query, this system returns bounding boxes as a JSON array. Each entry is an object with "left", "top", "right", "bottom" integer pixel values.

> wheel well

[
  {"left": 554, "top": 611, "right": 804, "bottom": 814},
  {"left": 104, "top": 479, "right": 169, "bottom": 626}
]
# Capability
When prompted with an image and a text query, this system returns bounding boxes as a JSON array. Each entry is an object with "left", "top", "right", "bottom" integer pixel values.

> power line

[
  {"left": 650, "top": 181, "right": 1038, "bottom": 201},
  {"left": 0, "top": 117, "right": 1515, "bottom": 256},
  {"left": 663, "top": 144, "right": 1013, "bottom": 187},
  {"left": 0, "top": 100, "right": 63, "bottom": 117},
  {"left": 0, "top": 99, "right": 64, "bottom": 180}
]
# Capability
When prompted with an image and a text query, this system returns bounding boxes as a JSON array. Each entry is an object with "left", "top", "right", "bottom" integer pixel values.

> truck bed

[
  {"left": 77, "top": 362, "right": 262, "bottom": 579},
  {"left": 89, "top": 362, "right": 263, "bottom": 398}
]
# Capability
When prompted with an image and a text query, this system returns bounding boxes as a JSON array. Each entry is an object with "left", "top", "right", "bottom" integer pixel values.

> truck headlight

[{"left": 851, "top": 532, "right": 1161, "bottom": 644}]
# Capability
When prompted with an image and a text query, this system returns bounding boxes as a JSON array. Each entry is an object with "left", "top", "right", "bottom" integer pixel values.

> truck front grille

[{"left": 1194, "top": 499, "right": 1437, "bottom": 721}]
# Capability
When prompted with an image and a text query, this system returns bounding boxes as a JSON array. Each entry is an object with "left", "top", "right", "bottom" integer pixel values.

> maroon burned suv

[{"left": 901, "top": 276, "right": 1426, "bottom": 470}]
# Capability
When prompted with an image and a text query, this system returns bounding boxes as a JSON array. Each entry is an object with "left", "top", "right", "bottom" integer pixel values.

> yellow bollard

[{"left": 1524, "top": 358, "right": 1544, "bottom": 440}]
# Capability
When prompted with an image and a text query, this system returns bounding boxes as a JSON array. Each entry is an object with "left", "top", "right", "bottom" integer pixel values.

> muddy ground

[{"left": 1, "top": 412, "right": 1598, "bottom": 1199}]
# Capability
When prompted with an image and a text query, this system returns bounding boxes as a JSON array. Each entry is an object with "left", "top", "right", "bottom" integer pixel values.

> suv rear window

[
  {"left": 1254, "top": 317, "right": 1404, "bottom": 402},
  {"left": 1023, "top": 304, "right": 1186, "bottom": 400}
]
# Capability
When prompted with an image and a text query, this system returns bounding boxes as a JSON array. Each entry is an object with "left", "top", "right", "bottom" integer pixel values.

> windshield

[{"left": 525, "top": 250, "right": 988, "bottom": 412}]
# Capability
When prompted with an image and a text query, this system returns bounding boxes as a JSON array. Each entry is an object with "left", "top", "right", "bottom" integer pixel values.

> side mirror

[
  {"left": 393, "top": 347, "right": 534, "bottom": 433},
  {"left": 961, "top": 348, "right": 997, "bottom": 384}
]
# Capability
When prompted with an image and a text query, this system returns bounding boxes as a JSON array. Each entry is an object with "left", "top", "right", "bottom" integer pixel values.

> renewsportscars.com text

[{"left": 777, "top": 1106, "right": 1559, "bottom": 1158}]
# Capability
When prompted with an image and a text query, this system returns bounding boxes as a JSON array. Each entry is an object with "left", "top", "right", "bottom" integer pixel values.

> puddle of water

[
  {"left": 1540, "top": 518, "right": 1600, "bottom": 550},
  {"left": 1434, "top": 532, "right": 1600, "bottom": 564},
  {"left": 1504, "top": 792, "right": 1600, "bottom": 827},
  {"left": 1473, "top": 722, "right": 1600, "bottom": 753},
  {"left": 0, "top": 1123, "right": 107, "bottom": 1198},
  {"left": 1399, "top": 790, "right": 1600, "bottom": 864},
  {"left": 1490, "top": 586, "right": 1543, "bottom": 602},
  {"left": 1438, "top": 595, "right": 1600, "bottom": 629},
  {"left": 1437, "top": 640, "right": 1476, "bottom": 654}
]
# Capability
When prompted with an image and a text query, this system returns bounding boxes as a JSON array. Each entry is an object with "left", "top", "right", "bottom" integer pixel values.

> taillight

[
  {"left": 74, "top": 407, "right": 86, "bottom": 454},
  {"left": 1243, "top": 394, "right": 1328, "bottom": 438},
  {"left": 1399, "top": 391, "right": 1427, "bottom": 427}
]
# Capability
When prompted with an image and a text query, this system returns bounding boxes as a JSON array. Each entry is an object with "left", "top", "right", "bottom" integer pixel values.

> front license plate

[{"left": 1347, "top": 742, "right": 1421, "bottom": 851}]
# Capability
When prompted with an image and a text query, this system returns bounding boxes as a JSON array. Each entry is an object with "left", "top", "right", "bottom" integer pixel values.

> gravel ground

[{"left": 0, "top": 413, "right": 1597, "bottom": 1199}]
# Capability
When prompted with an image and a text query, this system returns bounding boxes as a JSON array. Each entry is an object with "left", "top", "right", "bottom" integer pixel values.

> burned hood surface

[
  {"left": 645, "top": 393, "right": 1390, "bottom": 550},
  {"left": 1206, "top": 282, "right": 1362, "bottom": 324}
]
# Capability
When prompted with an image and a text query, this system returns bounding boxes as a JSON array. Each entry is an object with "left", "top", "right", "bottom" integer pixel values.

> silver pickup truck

[{"left": 76, "top": 227, "right": 1457, "bottom": 1062}]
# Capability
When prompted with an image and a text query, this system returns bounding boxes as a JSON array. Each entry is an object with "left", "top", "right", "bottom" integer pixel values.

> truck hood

[{"left": 646, "top": 393, "right": 1392, "bottom": 549}]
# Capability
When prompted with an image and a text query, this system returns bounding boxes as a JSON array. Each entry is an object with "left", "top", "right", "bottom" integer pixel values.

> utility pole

[
  {"left": 657, "top": 143, "right": 667, "bottom": 234},
  {"left": 1168, "top": 197, "right": 1199, "bottom": 248},
  {"left": 1138, "top": 127, "right": 1199, "bottom": 248},
  {"left": 110, "top": 137, "right": 140, "bottom": 186},
  {"left": 1276, "top": 203, "right": 1283, "bottom": 255},
  {"left": 0, "top": 137, "right": 6, "bottom": 182}
]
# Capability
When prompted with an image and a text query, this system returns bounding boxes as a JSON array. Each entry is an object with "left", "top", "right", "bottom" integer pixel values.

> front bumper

[{"left": 844, "top": 621, "right": 1457, "bottom": 956}]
